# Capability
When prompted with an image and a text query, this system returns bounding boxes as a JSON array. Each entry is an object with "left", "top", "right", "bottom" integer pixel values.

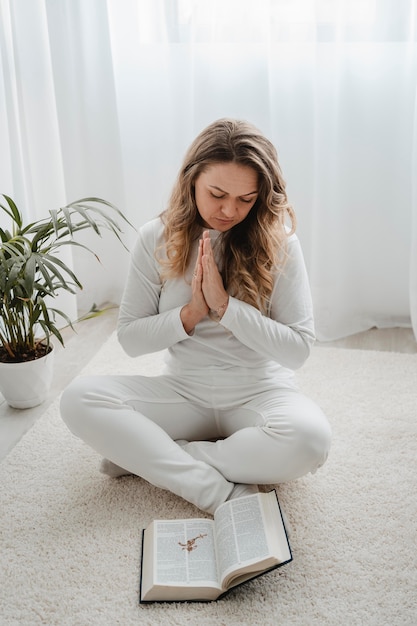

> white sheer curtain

[{"left": 1, "top": 0, "right": 416, "bottom": 342}]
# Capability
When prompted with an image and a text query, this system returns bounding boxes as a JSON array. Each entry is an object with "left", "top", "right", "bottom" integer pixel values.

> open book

[{"left": 140, "top": 490, "right": 292, "bottom": 602}]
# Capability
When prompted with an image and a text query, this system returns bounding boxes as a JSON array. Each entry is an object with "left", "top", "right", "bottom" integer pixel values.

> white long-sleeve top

[{"left": 117, "top": 218, "right": 315, "bottom": 383}]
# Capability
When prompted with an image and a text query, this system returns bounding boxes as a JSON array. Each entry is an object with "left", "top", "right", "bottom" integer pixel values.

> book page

[
  {"left": 153, "top": 519, "right": 220, "bottom": 586},
  {"left": 214, "top": 494, "right": 270, "bottom": 582}
]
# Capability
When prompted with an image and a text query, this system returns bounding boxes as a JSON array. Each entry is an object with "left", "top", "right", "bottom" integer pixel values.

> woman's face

[{"left": 194, "top": 162, "right": 259, "bottom": 231}]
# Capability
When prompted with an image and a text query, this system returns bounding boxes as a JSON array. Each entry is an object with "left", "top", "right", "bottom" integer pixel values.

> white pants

[{"left": 60, "top": 371, "right": 331, "bottom": 514}]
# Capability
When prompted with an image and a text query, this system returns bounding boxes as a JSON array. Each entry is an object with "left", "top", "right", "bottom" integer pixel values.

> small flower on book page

[{"left": 178, "top": 533, "right": 208, "bottom": 552}]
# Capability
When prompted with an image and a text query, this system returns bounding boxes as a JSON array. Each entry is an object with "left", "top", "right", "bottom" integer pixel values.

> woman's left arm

[{"left": 219, "top": 235, "right": 316, "bottom": 370}]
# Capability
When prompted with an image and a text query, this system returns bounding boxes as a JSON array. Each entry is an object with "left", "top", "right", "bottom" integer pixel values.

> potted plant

[{"left": 0, "top": 194, "right": 132, "bottom": 408}]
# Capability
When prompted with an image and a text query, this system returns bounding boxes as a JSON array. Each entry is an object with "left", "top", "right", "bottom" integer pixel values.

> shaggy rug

[{"left": 1, "top": 334, "right": 416, "bottom": 626}]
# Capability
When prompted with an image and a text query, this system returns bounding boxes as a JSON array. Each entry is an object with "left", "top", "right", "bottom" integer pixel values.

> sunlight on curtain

[
  {"left": 0, "top": 0, "right": 77, "bottom": 320},
  {"left": 0, "top": 0, "right": 130, "bottom": 315},
  {"left": 44, "top": 0, "right": 129, "bottom": 313},
  {"left": 106, "top": 0, "right": 417, "bottom": 341},
  {"left": 1, "top": 0, "right": 416, "bottom": 341},
  {"left": 0, "top": 0, "right": 65, "bottom": 215}
]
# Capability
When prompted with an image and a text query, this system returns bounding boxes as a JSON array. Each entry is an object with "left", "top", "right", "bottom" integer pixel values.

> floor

[{"left": 1, "top": 308, "right": 416, "bottom": 463}]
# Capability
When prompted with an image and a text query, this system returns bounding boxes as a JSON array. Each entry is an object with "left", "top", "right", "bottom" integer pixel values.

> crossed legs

[{"left": 60, "top": 374, "right": 331, "bottom": 514}]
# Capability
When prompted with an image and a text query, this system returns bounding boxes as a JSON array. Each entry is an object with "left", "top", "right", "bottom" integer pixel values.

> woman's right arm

[{"left": 117, "top": 222, "right": 190, "bottom": 357}]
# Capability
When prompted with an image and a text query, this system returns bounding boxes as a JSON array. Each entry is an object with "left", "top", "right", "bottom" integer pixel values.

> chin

[{"left": 212, "top": 220, "right": 235, "bottom": 231}]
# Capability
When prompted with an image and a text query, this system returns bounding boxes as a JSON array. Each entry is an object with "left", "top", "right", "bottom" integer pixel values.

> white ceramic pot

[{"left": 0, "top": 346, "right": 55, "bottom": 409}]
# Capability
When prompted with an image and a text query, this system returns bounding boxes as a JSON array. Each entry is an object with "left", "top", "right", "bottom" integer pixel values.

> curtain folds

[{"left": 1, "top": 0, "right": 416, "bottom": 342}]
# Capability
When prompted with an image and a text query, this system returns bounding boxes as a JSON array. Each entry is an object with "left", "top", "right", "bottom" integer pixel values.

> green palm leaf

[{"left": 0, "top": 193, "right": 134, "bottom": 361}]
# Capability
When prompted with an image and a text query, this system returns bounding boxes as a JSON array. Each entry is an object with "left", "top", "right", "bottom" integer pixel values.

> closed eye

[{"left": 209, "top": 191, "right": 257, "bottom": 203}]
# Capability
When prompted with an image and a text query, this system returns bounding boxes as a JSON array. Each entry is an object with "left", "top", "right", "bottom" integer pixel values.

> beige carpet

[{"left": 1, "top": 334, "right": 416, "bottom": 626}]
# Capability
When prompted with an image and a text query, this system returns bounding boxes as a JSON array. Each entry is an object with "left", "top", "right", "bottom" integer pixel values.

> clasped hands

[{"left": 180, "top": 230, "right": 229, "bottom": 334}]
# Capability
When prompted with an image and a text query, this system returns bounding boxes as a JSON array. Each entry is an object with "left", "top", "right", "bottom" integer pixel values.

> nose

[{"left": 220, "top": 198, "right": 236, "bottom": 217}]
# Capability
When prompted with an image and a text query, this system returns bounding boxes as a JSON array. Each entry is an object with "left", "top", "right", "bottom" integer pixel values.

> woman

[{"left": 61, "top": 118, "right": 331, "bottom": 515}]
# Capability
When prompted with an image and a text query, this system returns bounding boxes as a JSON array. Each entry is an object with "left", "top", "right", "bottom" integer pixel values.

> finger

[
  {"left": 202, "top": 230, "right": 212, "bottom": 250},
  {"left": 198, "top": 238, "right": 204, "bottom": 261},
  {"left": 203, "top": 237, "right": 214, "bottom": 262},
  {"left": 195, "top": 255, "right": 207, "bottom": 284},
  {"left": 193, "top": 241, "right": 203, "bottom": 277}
]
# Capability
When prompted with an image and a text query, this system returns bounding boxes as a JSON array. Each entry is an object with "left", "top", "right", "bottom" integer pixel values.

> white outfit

[{"left": 61, "top": 218, "right": 331, "bottom": 514}]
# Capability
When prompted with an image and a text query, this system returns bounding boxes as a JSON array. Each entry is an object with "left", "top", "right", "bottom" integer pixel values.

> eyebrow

[{"left": 208, "top": 185, "right": 258, "bottom": 197}]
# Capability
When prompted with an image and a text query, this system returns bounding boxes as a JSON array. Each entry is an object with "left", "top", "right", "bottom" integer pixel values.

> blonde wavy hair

[{"left": 159, "top": 118, "right": 296, "bottom": 313}]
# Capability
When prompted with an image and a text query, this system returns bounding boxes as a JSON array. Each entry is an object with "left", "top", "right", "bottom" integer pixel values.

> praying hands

[{"left": 181, "top": 230, "right": 229, "bottom": 334}]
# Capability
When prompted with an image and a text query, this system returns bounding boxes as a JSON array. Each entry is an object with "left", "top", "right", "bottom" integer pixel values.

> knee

[
  {"left": 304, "top": 418, "right": 332, "bottom": 474},
  {"left": 289, "top": 397, "right": 332, "bottom": 475},
  {"left": 60, "top": 376, "right": 92, "bottom": 436},
  {"left": 286, "top": 419, "right": 331, "bottom": 480},
  {"left": 264, "top": 406, "right": 331, "bottom": 480},
  {"left": 60, "top": 375, "right": 130, "bottom": 439}
]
